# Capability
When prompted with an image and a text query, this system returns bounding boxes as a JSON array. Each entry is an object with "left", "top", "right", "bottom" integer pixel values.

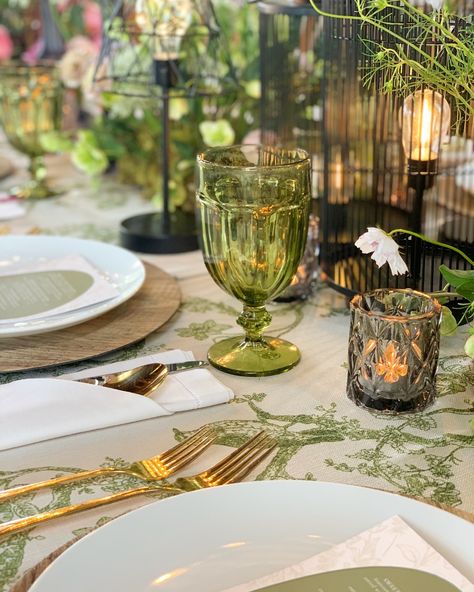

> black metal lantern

[
  {"left": 258, "top": 0, "right": 474, "bottom": 299},
  {"left": 95, "top": 0, "right": 236, "bottom": 253}
]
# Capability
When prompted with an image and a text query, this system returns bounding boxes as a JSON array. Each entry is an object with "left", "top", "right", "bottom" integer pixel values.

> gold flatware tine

[
  {"left": 179, "top": 431, "right": 276, "bottom": 489},
  {"left": 0, "top": 431, "right": 277, "bottom": 538},
  {"left": 0, "top": 426, "right": 215, "bottom": 503}
]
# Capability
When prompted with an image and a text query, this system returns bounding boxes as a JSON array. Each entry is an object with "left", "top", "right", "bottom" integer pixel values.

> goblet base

[
  {"left": 10, "top": 181, "right": 59, "bottom": 200},
  {"left": 208, "top": 335, "right": 301, "bottom": 376}
]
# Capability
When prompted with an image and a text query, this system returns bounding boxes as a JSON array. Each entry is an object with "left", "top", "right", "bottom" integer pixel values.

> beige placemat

[
  {"left": 0, "top": 262, "right": 181, "bottom": 372},
  {"left": 9, "top": 498, "right": 474, "bottom": 592}
]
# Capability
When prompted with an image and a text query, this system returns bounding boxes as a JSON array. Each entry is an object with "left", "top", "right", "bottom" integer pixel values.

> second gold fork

[
  {"left": 0, "top": 430, "right": 277, "bottom": 538},
  {"left": 0, "top": 425, "right": 216, "bottom": 503}
]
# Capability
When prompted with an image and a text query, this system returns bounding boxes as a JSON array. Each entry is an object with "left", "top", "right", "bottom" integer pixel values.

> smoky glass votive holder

[{"left": 347, "top": 289, "right": 442, "bottom": 413}]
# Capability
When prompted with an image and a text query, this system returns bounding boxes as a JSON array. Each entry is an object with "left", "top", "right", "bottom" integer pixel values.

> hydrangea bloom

[{"left": 199, "top": 120, "right": 235, "bottom": 148}]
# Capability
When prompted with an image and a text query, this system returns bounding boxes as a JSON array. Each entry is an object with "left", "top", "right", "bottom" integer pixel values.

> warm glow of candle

[{"left": 333, "top": 161, "right": 343, "bottom": 191}]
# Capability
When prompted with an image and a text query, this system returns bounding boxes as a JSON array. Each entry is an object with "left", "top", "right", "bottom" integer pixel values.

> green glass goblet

[
  {"left": 0, "top": 64, "right": 63, "bottom": 199},
  {"left": 196, "top": 145, "right": 311, "bottom": 376}
]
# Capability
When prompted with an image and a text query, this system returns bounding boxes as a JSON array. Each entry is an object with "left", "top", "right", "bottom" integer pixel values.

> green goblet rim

[
  {"left": 197, "top": 144, "right": 310, "bottom": 172},
  {"left": 350, "top": 288, "right": 442, "bottom": 322}
]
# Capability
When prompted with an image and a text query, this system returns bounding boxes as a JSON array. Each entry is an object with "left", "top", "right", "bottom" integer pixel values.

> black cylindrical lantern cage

[{"left": 258, "top": 0, "right": 474, "bottom": 300}]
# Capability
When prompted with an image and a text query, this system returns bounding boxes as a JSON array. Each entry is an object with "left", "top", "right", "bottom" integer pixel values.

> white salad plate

[
  {"left": 29, "top": 480, "right": 474, "bottom": 592},
  {"left": 0, "top": 236, "right": 145, "bottom": 337}
]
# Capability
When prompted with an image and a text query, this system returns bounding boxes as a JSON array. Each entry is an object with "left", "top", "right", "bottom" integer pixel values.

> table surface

[{"left": 0, "top": 143, "right": 473, "bottom": 592}]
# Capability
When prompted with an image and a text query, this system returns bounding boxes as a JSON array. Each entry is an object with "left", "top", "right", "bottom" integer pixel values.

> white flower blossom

[{"left": 355, "top": 227, "right": 409, "bottom": 276}]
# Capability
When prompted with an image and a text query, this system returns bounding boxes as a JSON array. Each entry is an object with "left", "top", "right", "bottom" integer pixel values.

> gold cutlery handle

[
  {"left": 0, "top": 485, "right": 179, "bottom": 538},
  {"left": 0, "top": 468, "right": 131, "bottom": 502}
]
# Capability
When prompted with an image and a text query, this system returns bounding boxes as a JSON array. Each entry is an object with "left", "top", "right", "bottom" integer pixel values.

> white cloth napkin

[
  {"left": 0, "top": 193, "right": 26, "bottom": 220},
  {"left": 0, "top": 350, "right": 234, "bottom": 451}
]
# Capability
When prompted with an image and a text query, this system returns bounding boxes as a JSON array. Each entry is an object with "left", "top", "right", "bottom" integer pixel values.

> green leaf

[
  {"left": 440, "top": 306, "right": 458, "bottom": 336},
  {"left": 456, "top": 282, "right": 474, "bottom": 301},
  {"left": 439, "top": 266, "right": 474, "bottom": 302},
  {"left": 465, "top": 335, "right": 474, "bottom": 359},
  {"left": 439, "top": 265, "right": 474, "bottom": 287}
]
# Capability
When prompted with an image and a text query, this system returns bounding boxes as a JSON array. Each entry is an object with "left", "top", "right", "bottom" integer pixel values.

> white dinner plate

[
  {"left": 0, "top": 236, "right": 145, "bottom": 337},
  {"left": 30, "top": 481, "right": 474, "bottom": 592}
]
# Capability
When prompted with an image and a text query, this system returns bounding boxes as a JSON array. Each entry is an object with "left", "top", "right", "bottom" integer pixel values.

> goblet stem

[
  {"left": 13, "top": 155, "right": 58, "bottom": 200},
  {"left": 237, "top": 305, "right": 272, "bottom": 344},
  {"left": 30, "top": 155, "right": 46, "bottom": 184}
]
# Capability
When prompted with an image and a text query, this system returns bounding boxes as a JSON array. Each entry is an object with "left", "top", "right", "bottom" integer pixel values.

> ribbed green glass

[
  {"left": 0, "top": 64, "right": 62, "bottom": 199},
  {"left": 196, "top": 145, "right": 311, "bottom": 376}
]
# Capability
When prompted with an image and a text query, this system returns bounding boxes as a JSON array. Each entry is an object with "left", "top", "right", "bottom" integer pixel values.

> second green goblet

[
  {"left": 0, "top": 64, "right": 63, "bottom": 199},
  {"left": 196, "top": 145, "right": 311, "bottom": 376}
]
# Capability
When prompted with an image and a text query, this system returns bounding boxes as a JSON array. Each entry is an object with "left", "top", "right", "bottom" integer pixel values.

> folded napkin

[
  {"left": 0, "top": 350, "right": 234, "bottom": 451},
  {"left": 0, "top": 193, "right": 25, "bottom": 220}
]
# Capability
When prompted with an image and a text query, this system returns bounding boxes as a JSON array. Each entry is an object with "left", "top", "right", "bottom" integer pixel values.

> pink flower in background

[
  {"left": 84, "top": 1, "right": 102, "bottom": 48},
  {"left": 56, "top": 0, "right": 74, "bottom": 12},
  {"left": 22, "top": 39, "right": 42, "bottom": 65},
  {"left": 0, "top": 26, "right": 13, "bottom": 61}
]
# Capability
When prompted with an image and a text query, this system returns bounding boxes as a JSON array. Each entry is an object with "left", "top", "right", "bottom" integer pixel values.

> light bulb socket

[
  {"left": 407, "top": 163, "right": 436, "bottom": 190},
  {"left": 407, "top": 157, "right": 438, "bottom": 177},
  {"left": 153, "top": 59, "right": 179, "bottom": 89}
]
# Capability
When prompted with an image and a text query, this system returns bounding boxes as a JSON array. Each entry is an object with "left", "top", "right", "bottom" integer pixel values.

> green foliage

[
  {"left": 440, "top": 306, "right": 458, "bottom": 336},
  {"left": 440, "top": 266, "right": 474, "bottom": 302},
  {"left": 388, "top": 229, "right": 474, "bottom": 359},
  {"left": 39, "top": 131, "right": 74, "bottom": 153},
  {"left": 31, "top": 0, "right": 261, "bottom": 210},
  {"left": 310, "top": 0, "right": 474, "bottom": 122},
  {"left": 465, "top": 335, "right": 474, "bottom": 359},
  {"left": 71, "top": 130, "right": 108, "bottom": 176}
]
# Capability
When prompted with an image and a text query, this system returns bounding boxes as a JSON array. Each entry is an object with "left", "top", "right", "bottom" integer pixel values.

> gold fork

[
  {"left": 0, "top": 426, "right": 216, "bottom": 503},
  {"left": 0, "top": 431, "right": 276, "bottom": 537}
]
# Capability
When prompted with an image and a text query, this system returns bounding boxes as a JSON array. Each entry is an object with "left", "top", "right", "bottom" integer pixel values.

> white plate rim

[
  {"left": 28, "top": 480, "right": 474, "bottom": 592},
  {"left": 0, "top": 235, "right": 145, "bottom": 337}
]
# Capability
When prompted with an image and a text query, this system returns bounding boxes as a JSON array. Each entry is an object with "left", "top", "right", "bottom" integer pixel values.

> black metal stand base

[{"left": 119, "top": 210, "right": 198, "bottom": 254}]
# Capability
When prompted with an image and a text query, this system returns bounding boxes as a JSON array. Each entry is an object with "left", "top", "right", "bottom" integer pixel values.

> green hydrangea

[
  {"left": 199, "top": 119, "right": 235, "bottom": 147},
  {"left": 71, "top": 131, "right": 108, "bottom": 176}
]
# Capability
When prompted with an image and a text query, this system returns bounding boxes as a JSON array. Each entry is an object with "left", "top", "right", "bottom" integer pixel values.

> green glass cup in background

[
  {"left": 0, "top": 64, "right": 63, "bottom": 199},
  {"left": 196, "top": 145, "right": 311, "bottom": 376}
]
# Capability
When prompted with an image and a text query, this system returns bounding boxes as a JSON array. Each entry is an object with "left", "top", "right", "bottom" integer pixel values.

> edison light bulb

[
  {"left": 134, "top": 0, "right": 193, "bottom": 60},
  {"left": 401, "top": 89, "right": 451, "bottom": 162}
]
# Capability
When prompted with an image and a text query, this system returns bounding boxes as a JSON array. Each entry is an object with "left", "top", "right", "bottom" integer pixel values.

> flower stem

[
  {"left": 388, "top": 229, "right": 474, "bottom": 268},
  {"left": 428, "top": 291, "right": 462, "bottom": 299}
]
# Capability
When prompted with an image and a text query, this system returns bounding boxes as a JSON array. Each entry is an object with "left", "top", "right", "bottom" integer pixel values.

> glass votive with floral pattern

[{"left": 347, "top": 289, "right": 442, "bottom": 413}]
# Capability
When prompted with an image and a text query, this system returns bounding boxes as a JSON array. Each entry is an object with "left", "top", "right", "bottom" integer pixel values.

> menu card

[
  {"left": 251, "top": 567, "right": 463, "bottom": 591},
  {"left": 224, "top": 516, "right": 474, "bottom": 592},
  {"left": 0, "top": 254, "right": 120, "bottom": 323}
]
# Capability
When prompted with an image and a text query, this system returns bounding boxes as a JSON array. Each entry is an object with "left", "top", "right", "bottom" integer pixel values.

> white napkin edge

[
  {"left": 0, "top": 350, "right": 234, "bottom": 451},
  {"left": 0, "top": 378, "right": 165, "bottom": 451}
]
